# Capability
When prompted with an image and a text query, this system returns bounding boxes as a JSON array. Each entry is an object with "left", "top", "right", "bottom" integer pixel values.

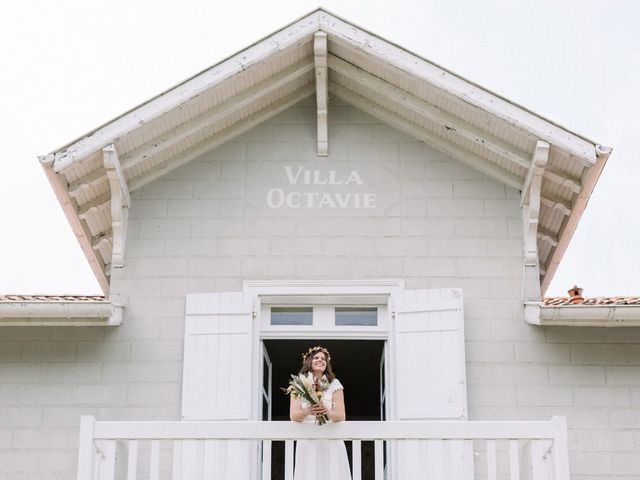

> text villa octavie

[{"left": 267, "top": 166, "right": 377, "bottom": 209}]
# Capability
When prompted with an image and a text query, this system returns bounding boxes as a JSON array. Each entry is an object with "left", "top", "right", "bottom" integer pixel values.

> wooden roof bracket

[
  {"left": 103, "top": 145, "right": 130, "bottom": 268},
  {"left": 521, "top": 140, "right": 549, "bottom": 322},
  {"left": 314, "top": 31, "right": 328, "bottom": 156}
]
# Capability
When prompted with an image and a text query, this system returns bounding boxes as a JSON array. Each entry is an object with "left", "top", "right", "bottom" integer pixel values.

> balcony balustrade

[{"left": 77, "top": 416, "right": 569, "bottom": 480}]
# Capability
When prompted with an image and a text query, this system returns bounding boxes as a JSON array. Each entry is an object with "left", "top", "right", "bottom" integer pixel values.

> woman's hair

[{"left": 299, "top": 346, "right": 336, "bottom": 382}]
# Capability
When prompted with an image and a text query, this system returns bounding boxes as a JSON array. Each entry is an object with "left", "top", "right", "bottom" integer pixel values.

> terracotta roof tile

[
  {"left": 543, "top": 296, "right": 640, "bottom": 306},
  {"left": 0, "top": 295, "right": 107, "bottom": 303}
]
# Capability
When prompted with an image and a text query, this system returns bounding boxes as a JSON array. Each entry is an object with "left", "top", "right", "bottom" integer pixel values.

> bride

[{"left": 289, "top": 346, "right": 351, "bottom": 480}]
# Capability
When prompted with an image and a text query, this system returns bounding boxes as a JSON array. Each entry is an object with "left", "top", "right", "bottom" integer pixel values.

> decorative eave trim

[
  {"left": 330, "top": 82, "right": 523, "bottom": 190},
  {"left": 541, "top": 145, "right": 612, "bottom": 294},
  {"left": 318, "top": 10, "right": 600, "bottom": 166},
  {"left": 526, "top": 303, "right": 640, "bottom": 327},
  {"left": 328, "top": 54, "right": 532, "bottom": 172},
  {"left": 119, "top": 58, "right": 314, "bottom": 174},
  {"left": 314, "top": 31, "right": 329, "bottom": 156},
  {"left": 50, "top": 10, "right": 323, "bottom": 172},
  {"left": 0, "top": 300, "right": 123, "bottom": 326},
  {"left": 51, "top": 8, "right": 604, "bottom": 173},
  {"left": 128, "top": 84, "right": 315, "bottom": 191},
  {"left": 39, "top": 154, "right": 110, "bottom": 295}
]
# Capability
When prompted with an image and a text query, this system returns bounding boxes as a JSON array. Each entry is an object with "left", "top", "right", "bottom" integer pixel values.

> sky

[{"left": 1, "top": 0, "right": 638, "bottom": 297}]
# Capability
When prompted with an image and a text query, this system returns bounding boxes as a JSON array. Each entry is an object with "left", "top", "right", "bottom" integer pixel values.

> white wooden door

[
  {"left": 393, "top": 288, "right": 472, "bottom": 479},
  {"left": 180, "top": 291, "right": 254, "bottom": 479}
]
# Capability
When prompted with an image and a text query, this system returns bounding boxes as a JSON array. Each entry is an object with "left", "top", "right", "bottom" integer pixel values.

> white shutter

[
  {"left": 394, "top": 288, "right": 471, "bottom": 479},
  {"left": 181, "top": 291, "right": 253, "bottom": 420},
  {"left": 394, "top": 288, "right": 467, "bottom": 420},
  {"left": 180, "top": 292, "right": 255, "bottom": 480}
]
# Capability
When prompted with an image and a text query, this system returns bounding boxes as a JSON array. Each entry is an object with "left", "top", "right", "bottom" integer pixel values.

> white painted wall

[{"left": 0, "top": 99, "right": 638, "bottom": 479}]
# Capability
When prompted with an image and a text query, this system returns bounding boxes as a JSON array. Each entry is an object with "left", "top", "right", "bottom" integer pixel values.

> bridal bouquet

[{"left": 285, "top": 372, "right": 330, "bottom": 425}]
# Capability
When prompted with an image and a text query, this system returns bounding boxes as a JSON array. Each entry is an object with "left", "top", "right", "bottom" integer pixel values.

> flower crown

[{"left": 302, "top": 346, "right": 331, "bottom": 361}]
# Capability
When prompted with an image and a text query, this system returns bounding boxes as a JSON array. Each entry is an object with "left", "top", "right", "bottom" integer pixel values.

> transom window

[
  {"left": 335, "top": 307, "right": 378, "bottom": 326},
  {"left": 270, "top": 307, "right": 313, "bottom": 325},
  {"left": 262, "top": 303, "right": 386, "bottom": 331}
]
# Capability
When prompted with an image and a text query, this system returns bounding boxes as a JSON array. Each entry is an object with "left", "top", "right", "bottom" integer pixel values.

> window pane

[
  {"left": 270, "top": 307, "right": 313, "bottom": 325},
  {"left": 335, "top": 307, "right": 378, "bottom": 326}
]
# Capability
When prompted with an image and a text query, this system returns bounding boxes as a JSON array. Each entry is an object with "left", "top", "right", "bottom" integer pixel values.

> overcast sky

[{"left": 1, "top": 0, "right": 638, "bottom": 297}]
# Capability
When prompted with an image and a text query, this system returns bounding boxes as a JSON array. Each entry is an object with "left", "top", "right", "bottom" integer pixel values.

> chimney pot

[{"left": 568, "top": 285, "right": 584, "bottom": 304}]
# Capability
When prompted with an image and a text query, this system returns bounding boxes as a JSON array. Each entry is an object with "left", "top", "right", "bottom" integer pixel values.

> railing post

[
  {"left": 77, "top": 415, "right": 96, "bottom": 480},
  {"left": 95, "top": 440, "right": 117, "bottom": 480},
  {"left": 530, "top": 439, "right": 553, "bottom": 480},
  {"left": 551, "top": 416, "right": 570, "bottom": 480}
]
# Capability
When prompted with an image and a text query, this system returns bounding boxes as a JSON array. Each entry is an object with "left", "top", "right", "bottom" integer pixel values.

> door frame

[
  {"left": 261, "top": 343, "right": 272, "bottom": 421},
  {"left": 244, "top": 279, "right": 403, "bottom": 423},
  {"left": 259, "top": 338, "right": 389, "bottom": 423}
]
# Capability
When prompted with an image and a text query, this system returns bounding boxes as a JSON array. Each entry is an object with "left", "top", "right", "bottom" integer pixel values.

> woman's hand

[
  {"left": 310, "top": 404, "right": 327, "bottom": 416},
  {"left": 290, "top": 397, "right": 315, "bottom": 422}
]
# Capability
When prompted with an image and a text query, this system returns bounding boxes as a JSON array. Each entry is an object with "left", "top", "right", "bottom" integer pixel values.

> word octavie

[{"left": 266, "top": 166, "right": 377, "bottom": 209}]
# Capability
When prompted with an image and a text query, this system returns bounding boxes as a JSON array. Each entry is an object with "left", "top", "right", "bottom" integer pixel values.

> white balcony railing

[{"left": 77, "top": 416, "right": 570, "bottom": 480}]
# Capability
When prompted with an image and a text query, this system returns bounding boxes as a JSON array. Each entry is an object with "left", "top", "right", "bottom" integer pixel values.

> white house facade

[{"left": 1, "top": 9, "right": 639, "bottom": 480}]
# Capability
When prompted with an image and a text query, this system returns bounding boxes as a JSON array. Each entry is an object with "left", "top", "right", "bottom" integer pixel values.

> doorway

[
  {"left": 262, "top": 339, "right": 386, "bottom": 479},
  {"left": 263, "top": 339, "right": 385, "bottom": 421}
]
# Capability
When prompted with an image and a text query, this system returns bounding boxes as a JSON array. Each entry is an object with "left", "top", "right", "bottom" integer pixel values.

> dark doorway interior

[
  {"left": 263, "top": 339, "right": 386, "bottom": 479},
  {"left": 264, "top": 339, "right": 385, "bottom": 421}
]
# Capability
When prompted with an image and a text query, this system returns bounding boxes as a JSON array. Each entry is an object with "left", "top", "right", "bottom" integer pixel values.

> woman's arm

[
  {"left": 289, "top": 396, "right": 311, "bottom": 422},
  {"left": 328, "top": 389, "right": 346, "bottom": 422}
]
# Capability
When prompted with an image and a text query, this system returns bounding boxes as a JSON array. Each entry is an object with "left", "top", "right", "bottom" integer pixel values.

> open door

[
  {"left": 380, "top": 343, "right": 387, "bottom": 421},
  {"left": 380, "top": 342, "right": 391, "bottom": 479},
  {"left": 262, "top": 343, "right": 273, "bottom": 421},
  {"left": 259, "top": 344, "right": 273, "bottom": 480}
]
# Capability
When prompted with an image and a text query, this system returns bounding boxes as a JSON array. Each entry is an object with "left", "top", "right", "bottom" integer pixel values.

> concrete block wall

[{"left": 0, "top": 99, "right": 639, "bottom": 479}]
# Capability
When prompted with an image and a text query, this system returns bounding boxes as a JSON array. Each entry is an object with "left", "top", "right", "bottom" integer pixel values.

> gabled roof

[{"left": 39, "top": 8, "right": 610, "bottom": 295}]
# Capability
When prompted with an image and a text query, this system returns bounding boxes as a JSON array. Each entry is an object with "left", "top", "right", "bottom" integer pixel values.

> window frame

[{"left": 260, "top": 303, "right": 388, "bottom": 333}]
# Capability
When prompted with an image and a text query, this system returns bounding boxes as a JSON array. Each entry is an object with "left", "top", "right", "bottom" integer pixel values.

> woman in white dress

[{"left": 289, "top": 346, "right": 351, "bottom": 480}]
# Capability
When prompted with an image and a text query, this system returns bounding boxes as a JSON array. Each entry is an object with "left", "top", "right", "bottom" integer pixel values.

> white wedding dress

[{"left": 294, "top": 379, "right": 352, "bottom": 480}]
